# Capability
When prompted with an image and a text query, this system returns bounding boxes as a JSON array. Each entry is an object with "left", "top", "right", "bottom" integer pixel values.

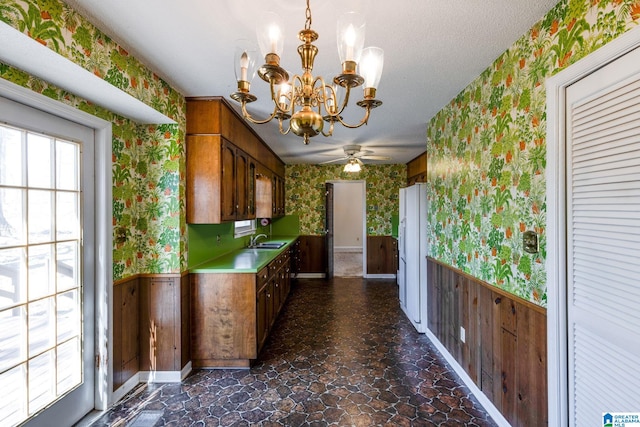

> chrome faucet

[{"left": 249, "top": 233, "right": 268, "bottom": 248}]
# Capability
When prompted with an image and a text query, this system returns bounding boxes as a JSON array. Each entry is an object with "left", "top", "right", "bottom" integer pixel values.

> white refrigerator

[{"left": 397, "top": 183, "right": 428, "bottom": 333}]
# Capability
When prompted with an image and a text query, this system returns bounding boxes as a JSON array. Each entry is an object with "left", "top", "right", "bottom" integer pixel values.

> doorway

[
  {"left": 547, "top": 29, "right": 640, "bottom": 426},
  {"left": 330, "top": 181, "right": 366, "bottom": 277},
  {"left": 0, "top": 79, "right": 112, "bottom": 426}
]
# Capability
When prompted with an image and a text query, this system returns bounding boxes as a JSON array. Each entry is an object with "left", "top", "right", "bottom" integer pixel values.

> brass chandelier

[{"left": 230, "top": 0, "right": 384, "bottom": 144}]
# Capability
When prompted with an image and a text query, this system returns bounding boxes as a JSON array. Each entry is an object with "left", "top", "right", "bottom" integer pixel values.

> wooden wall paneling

[
  {"left": 478, "top": 284, "right": 494, "bottom": 402},
  {"left": 112, "top": 282, "right": 122, "bottom": 390},
  {"left": 516, "top": 302, "right": 548, "bottom": 426},
  {"left": 500, "top": 293, "right": 518, "bottom": 335},
  {"left": 139, "top": 277, "right": 179, "bottom": 371},
  {"left": 500, "top": 328, "right": 518, "bottom": 425},
  {"left": 427, "top": 260, "right": 438, "bottom": 334},
  {"left": 461, "top": 275, "right": 480, "bottom": 384},
  {"left": 113, "top": 277, "right": 140, "bottom": 390},
  {"left": 491, "top": 291, "right": 505, "bottom": 412},
  {"left": 121, "top": 279, "right": 140, "bottom": 379},
  {"left": 180, "top": 274, "right": 191, "bottom": 369}
]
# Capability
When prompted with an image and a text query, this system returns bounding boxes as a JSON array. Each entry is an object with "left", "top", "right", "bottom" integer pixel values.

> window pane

[
  {"left": 0, "top": 125, "right": 25, "bottom": 186},
  {"left": 28, "top": 350, "right": 55, "bottom": 415},
  {"left": 56, "top": 337, "right": 81, "bottom": 395},
  {"left": 0, "top": 187, "right": 26, "bottom": 248},
  {"left": 56, "top": 241, "right": 78, "bottom": 292},
  {"left": 0, "top": 364, "right": 27, "bottom": 425},
  {"left": 27, "top": 134, "right": 53, "bottom": 189},
  {"left": 28, "top": 297, "right": 55, "bottom": 357},
  {"left": 28, "top": 190, "right": 53, "bottom": 244},
  {"left": 56, "top": 191, "right": 79, "bottom": 241},
  {"left": 0, "top": 306, "right": 27, "bottom": 372},
  {"left": 56, "top": 140, "right": 79, "bottom": 191},
  {"left": 57, "top": 290, "right": 79, "bottom": 343},
  {"left": 28, "top": 244, "right": 55, "bottom": 300},
  {"left": 0, "top": 247, "right": 27, "bottom": 309}
]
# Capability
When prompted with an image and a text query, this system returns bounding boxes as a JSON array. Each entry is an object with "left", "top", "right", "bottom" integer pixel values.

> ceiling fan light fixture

[
  {"left": 344, "top": 159, "right": 361, "bottom": 173},
  {"left": 230, "top": 0, "right": 383, "bottom": 145}
]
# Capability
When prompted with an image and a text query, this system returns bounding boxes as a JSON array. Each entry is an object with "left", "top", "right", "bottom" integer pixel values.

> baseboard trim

[
  {"left": 111, "top": 372, "right": 141, "bottom": 407},
  {"left": 426, "top": 330, "right": 511, "bottom": 427},
  {"left": 334, "top": 246, "right": 363, "bottom": 253},
  {"left": 364, "top": 274, "right": 396, "bottom": 279},
  {"left": 140, "top": 362, "right": 193, "bottom": 383},
  {"left": 296, "top": 273, "right": 326, "bottom": 279}
]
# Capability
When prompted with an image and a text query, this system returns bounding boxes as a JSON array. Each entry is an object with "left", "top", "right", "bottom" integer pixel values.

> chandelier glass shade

[{"left": 230, "top": 0, "right": 384, "bottom": 145}]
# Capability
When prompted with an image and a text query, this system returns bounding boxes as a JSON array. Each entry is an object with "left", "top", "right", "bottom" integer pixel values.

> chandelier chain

[{"left": 305, "top": 0, "right": 312, "bottom": 31}]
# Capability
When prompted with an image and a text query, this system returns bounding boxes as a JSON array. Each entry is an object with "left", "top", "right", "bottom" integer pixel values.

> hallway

[{"left": 89, "top": 278, "right": 496, "bottom": 426}]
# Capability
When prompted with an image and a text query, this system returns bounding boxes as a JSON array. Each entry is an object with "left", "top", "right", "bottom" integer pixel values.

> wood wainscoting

[
  {"left": 427, "top": 257, "right": 547, "bottom": 427},
  {"left": 113, "top": 274, "right": 190, "bottom": 391}
]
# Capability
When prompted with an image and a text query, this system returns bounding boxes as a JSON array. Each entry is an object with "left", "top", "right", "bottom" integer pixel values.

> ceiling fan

[{"left": 319, "top": 144, "right": 391, "bottom": 166}]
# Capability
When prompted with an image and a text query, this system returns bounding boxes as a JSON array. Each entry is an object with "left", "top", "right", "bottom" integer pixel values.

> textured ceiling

[{"left": 63, "top": 0, "right": 561, "bottom": 165}]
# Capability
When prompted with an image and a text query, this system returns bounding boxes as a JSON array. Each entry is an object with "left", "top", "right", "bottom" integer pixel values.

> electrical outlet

[{"left": 460, "top": 326, "right": 466, "bottom": 343}]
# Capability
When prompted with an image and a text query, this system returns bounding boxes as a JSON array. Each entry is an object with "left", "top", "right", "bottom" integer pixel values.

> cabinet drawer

[{"left": 257, "top": 266, "right": 270, "bottom": 289}]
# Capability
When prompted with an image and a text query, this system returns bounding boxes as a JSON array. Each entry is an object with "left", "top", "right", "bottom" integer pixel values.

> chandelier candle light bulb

[{"left": 230, "top": 0, "right": 383, "bottom": 145}]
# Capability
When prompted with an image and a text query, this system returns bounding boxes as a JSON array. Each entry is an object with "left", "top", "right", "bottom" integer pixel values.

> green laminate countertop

[{"left": 189, "top": 236, "right": 299, "bottom": 274}]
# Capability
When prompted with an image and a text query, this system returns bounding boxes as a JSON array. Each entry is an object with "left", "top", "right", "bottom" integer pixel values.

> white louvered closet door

[{"left": 566, "top": 46, "right": 640, "bottom": 426}]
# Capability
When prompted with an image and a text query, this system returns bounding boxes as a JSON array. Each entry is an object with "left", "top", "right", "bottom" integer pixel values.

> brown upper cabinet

[
  {"left": 406, "top": 151, "right": 427, "bottom": 185},
  {"left": 186, "top": 97, "right": 285, "bottom": 223}
]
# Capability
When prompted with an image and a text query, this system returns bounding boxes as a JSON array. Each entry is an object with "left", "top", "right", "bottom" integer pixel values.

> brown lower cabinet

[
  {"left": 366, "top": 236, "right": 398, "bottom": 274},
  {"left": 190, "top": 248, "right": 291, "bottom": 368},
  {"left": 297, "top": 235, "right": 325, "bottom": 273},
  {"left": 112, "top": 274, "right": 190, "bottom": 391},
  {"left": 427, "top": 257, "right": 547, "bottom": 427}
]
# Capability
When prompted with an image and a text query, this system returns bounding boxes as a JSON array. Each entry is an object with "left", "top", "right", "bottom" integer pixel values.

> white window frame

[{"left": 234, "top": 219, "right": 256, "bottom": 238}]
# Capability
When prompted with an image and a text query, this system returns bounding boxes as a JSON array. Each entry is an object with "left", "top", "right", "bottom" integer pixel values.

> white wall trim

[
  {"left": 334, "top": 246, "right": 363, "bottom": 253},
  {"left": 545, "top": 24, "right": 640, "bottom": 427},
  {"left": 296, "top": 273, "right": 326, "bottom": 279},
  {"left": 328, "top": 180, "right": 367, "bottom": 276},
  {"left": 140, "top": 362, "right": 193, "bottom": 383},
  {"left": 426, "top": 330, "right": 510, "bottom": 427},
  {"left": 364, "top": 274, "right": 396, "bottom": 279},
  {"left": 0, "top": 77, "right": 113, "bottom": 412}
]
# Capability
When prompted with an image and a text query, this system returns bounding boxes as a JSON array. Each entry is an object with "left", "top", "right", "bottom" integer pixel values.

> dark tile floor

[{"left": 90, "top": 278, "right": 497, "bottom": 426}]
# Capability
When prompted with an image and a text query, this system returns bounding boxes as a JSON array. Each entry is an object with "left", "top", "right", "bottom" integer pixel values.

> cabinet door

[
  {"left": 256, "top": 283, "right": 269, "bottom": 351},
  {"left": 271, "top": 175, "right": 277, "bottom": 217},
  {"left": 236, "top": 148, "right": 248, "bottom": 219},
  {"left": 221, "top": 140, "right": 237, "bottom": 221},
  {"left": 248, "top": 159, "right": 256, "bottom": 218}
]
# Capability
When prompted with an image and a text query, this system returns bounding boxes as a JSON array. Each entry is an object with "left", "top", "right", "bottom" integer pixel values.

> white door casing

[
  {"left": 546, "top": 25, "right": 640, "bottom": 427},
  {"left": 0, "top": 79, "right": 112, "bottom": 419}
]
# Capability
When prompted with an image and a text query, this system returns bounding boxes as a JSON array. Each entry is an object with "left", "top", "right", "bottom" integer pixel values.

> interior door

[
  {"left": 325, "top": 182, "right": 334, "bottom": 279},
  {"left": 565, "top": 46, "right": 640, "bottom": 425},
  {"left": 0, "top": 96, "right": 95, "bottom": 427}
]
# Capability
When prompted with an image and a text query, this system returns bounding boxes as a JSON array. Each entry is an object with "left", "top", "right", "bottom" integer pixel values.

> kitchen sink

[{"left": 252, "top": 241, "right": 287, "bottom": 249}]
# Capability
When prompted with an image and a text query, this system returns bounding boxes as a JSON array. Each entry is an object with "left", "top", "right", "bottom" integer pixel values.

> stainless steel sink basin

[{"left": 252, "top": 242, "right": 286, "bottom": 249}]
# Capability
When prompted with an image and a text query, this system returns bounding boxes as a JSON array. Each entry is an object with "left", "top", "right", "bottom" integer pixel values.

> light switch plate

[{"left": 523, "top": 230, "right": 538, "bottom": 254}]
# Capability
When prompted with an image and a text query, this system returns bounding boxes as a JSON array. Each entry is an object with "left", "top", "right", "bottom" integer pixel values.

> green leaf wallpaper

[
  {"left": 286, "top": 164, "right": 406, "bottom": 236},
  {"left": 426, "top": 0, "right": 640, "bottom": 306},
  {"left": 0, "top": 0, "right": 187, "bottom": 281}
]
